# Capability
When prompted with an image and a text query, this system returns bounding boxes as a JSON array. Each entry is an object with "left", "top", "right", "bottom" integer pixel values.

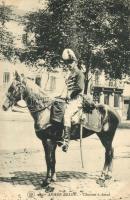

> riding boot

[{"left": 61, "top": 126, "right": 71, "bottom": 152}]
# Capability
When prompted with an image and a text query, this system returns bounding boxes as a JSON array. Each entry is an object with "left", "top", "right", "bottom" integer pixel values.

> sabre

[
  {"left": 80, "top": 90, "right": 85, "bottom": 169},
  {"left": 80, "top": 105, "right": 84, "bottom": 168}
]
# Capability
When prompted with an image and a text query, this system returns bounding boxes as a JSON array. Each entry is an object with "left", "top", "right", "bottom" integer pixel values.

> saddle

[
  {"left": 34, "top": 98, "right": 66, "bottom": 132},
  {"left": 50, "top": 96, "right": 108, "bottom": 133},
  {"left": 51, "top": 98, "right": 66, "bottom": 123},
  {"left": 34, "top": 96, "right": 109, "bottom": 133}
]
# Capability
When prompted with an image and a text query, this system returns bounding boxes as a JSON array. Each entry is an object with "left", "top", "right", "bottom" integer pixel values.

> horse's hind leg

[
  {"left": 42, "top": 138, "right": 57, "bottom": 187},
  {"left": 97, "top": 128, "right": 116, "bottom": 186},
  {"left": 102, "top": 145, "right": 114, "bottom": 180}
]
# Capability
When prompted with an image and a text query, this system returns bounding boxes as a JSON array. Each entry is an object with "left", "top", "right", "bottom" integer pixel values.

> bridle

[
  {"left": 8, "top": 77, "right": 67, "bottom": 113},
  {"left": 7, "top": 79, "right": 27, "bottom": 109},
  {"left": 16, "top": 79, "right": 53, "bottom": 113}
]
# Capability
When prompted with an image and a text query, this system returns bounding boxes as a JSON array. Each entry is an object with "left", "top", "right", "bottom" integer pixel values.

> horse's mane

[
  {"left": 15, "top": 66, "right": 48, "bottom": 100},
  {"left": 25, "top": 78, "right": 50, "bottom": 101}
]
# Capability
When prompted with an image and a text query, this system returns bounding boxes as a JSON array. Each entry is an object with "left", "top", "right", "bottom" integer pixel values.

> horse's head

[{"left": 2, "top": 71, "right": 25, "bottom": 111}]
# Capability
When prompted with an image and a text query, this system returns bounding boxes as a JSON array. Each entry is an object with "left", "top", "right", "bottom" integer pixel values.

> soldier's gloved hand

[{"left": 66, "top": 95, "right": 71, "bottom": 103}]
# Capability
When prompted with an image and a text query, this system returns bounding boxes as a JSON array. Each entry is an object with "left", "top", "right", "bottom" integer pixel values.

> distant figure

[{"left": 127, "top": 102, "right": 130, "bottom": 120}]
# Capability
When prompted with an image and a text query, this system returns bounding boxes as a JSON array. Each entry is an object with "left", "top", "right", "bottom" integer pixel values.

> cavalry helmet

[{"left": 62, "top": 49, "right": 77, "bottom": 62}]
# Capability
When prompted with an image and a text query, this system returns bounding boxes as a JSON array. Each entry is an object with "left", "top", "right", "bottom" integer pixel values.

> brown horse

[{"left": 2, "top": 71, "right": 120, "bottom": 188}]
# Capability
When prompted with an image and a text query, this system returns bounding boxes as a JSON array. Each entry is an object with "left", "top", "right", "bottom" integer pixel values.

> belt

[
  {"left": 71, "top": 94, "right": 83, "bottom": 100},
  {"left": 54, "top": 97, "right": 66, "bottom": 102}
]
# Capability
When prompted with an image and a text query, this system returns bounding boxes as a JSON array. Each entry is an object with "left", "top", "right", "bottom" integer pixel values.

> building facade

[
  {"left": 90, "top": 70, "right": 124, "bottom": 118},
  {"left": 123, "top": 81, "right": 130, "bottom": 120},
  {"left": 0, "top": 61, "right": 15, "bottom": 106},
  {"left": 1, "top": 63, "right": 130, "bottom": 120},
  {"left": 0, "top": 63, "right": 67, "bottom": 108}
]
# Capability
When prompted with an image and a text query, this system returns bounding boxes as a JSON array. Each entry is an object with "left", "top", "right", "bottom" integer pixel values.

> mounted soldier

[
  {"left": 59, "top": 48, "right": 85, "bottom": 152},
  {"left": 2, "top": 65, "right": 120, "bottom": 187}
]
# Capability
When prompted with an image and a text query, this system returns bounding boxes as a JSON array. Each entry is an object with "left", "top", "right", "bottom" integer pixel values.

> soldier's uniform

[
  {"left": 64, "top": 68, "right": 85, "bottom": 127},
  {"left": 60, "top": 49, "right": 85, "bottom": 152}
]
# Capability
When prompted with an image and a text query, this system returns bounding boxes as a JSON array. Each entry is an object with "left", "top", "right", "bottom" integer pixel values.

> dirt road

[{"left": 0, "top": 113, "right": 130, "bottom": 200}]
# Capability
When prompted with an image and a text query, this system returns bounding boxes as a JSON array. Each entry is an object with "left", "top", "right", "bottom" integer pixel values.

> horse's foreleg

[
  {"left": 42, "top": 139, "right": 51, "bottom": 186},
  {"left": 42, "top": 138, "right": 57, "bottom": 186},
  {"left": 50, "top": 143, "right": 57, "bottom": 182}
]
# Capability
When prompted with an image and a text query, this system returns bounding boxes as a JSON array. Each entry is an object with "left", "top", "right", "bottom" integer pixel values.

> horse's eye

[
  {"left": 6, "top": 92, "right": 11, "bottom": 97},
  {"left": 15, "top": 82, "right": 19, "bottom": 86}
]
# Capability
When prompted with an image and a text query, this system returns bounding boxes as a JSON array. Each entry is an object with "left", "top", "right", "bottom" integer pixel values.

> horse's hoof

[
  {"left": 105, "top": 171, "right": 112, "bottom": 180},
  {"left": 51, "top": 177, "right": 57, "bottom": 182},
  {"left": 96, "top": 178, "right": 106, "bottom": 187},
  {"left": 105, "top": 174, "right": 112, "bottom": 180},
  {"left": 45, "top": 186, "right": 55, "bottom": 193},
  {"left": 41, "top": 180, "right": 50, "bottom": 188}
]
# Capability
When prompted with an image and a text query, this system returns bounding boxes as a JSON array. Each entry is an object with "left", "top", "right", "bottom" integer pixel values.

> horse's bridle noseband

[{"left": 7, "top": 79, "right": 26, "bottom": 107}]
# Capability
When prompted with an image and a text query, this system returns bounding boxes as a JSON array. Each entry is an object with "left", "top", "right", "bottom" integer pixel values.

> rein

[
  {"left": 15, "top": 78, "right": 67, "bottom": 113},
  {"left": 29, "top": 97, "right": 66, "bottom": 113},
  {"left": 28, "top": 102, "right": 52, "bottom": 113}
]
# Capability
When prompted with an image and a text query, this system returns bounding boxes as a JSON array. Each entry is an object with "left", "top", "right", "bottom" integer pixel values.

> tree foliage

[
  {"left": 0, "top": 3, "right": 13, "bottom": 25},
  {"left": 23, "top": 0, "right": 130, "bottom": 79},
  {"left": 0, "top": 4, "right": 15, "bottom": 61}
]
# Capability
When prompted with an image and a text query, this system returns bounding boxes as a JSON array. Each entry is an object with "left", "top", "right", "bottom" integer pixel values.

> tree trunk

[
  {"left": 84, "top": 66, "right": 89, "bottom": 94},
  {"left": 84, "top": 79, "right": 89, "bottom": 94}
]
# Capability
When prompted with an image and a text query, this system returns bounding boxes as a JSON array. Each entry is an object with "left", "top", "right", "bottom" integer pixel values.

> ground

[{"left": 0, "top": 111, "right": 130, "bottom": 200}]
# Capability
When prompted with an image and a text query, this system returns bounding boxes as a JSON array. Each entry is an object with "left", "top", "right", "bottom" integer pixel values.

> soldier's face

[{"left": 68, "top": 62, "right": 76, "bottom": 71}]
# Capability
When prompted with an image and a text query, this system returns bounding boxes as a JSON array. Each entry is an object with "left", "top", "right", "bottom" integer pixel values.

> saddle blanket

[
  {"left": 34, "top": 108, "right": 51, "bottom": 132},
  {"left": 34, "top": 100, "right": 65, "bottom": 132},
  {"left": 72, "top": 108, "right": 102, "bottom": 132},
  {"left": 34, "top": 102, "right": 102, "bottom": 133},
  {"left": 82, "top": 109, "right": 102, "bottom": 132}
]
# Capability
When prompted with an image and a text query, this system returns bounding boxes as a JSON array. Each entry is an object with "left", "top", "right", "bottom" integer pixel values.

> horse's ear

[{"left": 15, "top": 70, "right": 21, "bottom": 81}]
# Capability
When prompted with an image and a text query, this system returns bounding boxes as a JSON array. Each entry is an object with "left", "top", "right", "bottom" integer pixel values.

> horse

[{"left": 2, "top": 71, "right": 120, "bottom": 188}]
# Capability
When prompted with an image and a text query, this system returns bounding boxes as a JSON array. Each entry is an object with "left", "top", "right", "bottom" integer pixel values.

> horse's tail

[
  {"left": 108, "top": 106, "right": 121, "bottom": 128},
  {"left": 97, "top": 104, "right": 120, "bottom": 129}
]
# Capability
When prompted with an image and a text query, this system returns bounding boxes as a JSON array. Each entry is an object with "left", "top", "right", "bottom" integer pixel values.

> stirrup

[
  {"left": 57, "top": 140, "right": 64, "bottom": 147},
  {"left": 57, "top": 140, "right": 69, "bottom": 152},
  {"left": 62, "top": 143, "right": 69, "bottom": 152}
]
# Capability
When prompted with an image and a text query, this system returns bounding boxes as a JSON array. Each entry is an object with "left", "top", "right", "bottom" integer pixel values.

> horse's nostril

[{"left": 2, "top": 105, "right": 8, "bottom": 111}]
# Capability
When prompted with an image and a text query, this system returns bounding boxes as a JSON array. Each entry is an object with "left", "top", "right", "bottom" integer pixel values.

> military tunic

[{"left": 64, "top": 68, "right": 85, "bottom": 127}]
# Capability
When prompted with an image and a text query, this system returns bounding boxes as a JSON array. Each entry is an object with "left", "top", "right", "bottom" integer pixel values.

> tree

[
  {"left": 23, "top": 0, "right": 130, "bottom": 84},
  {"left": 0, "top": 2, "right": 15, "bottom": 61}
]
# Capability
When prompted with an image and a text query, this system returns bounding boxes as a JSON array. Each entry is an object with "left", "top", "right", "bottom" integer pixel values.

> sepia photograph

[{"left": 0, "top": 0, "right": 130, "bottom": 199}]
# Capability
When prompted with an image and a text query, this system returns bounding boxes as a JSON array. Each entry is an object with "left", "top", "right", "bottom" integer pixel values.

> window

[
  {"left": 109, "top": 80, "right": 114, "bottom": 87},
  {"left": 35, "top": 76, "right": 41, "bottom": 87},
  {"left": 104, "top": 93, "right": 109, "bottom": 105},
  {"left": 50, "top": 76, "right": 56, "bottom": 90},
  {"left": 114, "top": 93, "right": 120, "bottom": 107},
  {"left": 44, "top": 75, "right": 56, "bottom": 91},
  {"left": 95, "top": 71, "right": 99, "bottom": 85},
  {"left": 3, "top": 72, "right": 10, "bottom": 84},
  {"left": 93, "top": 93, "right": 100, "bottom": 103}
]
